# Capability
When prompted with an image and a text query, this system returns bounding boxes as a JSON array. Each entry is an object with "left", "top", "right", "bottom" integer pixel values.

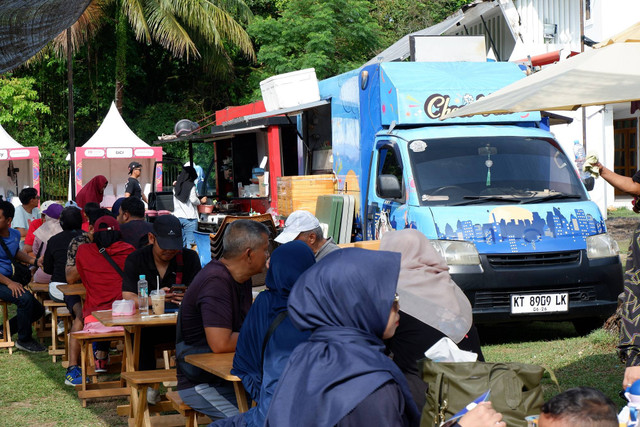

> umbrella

[
  {"left": 0, "top": 0, "right": 92, "bottom": 73},
  {"left": 441, "top": 23, "right": 640, "bottom": 119}
]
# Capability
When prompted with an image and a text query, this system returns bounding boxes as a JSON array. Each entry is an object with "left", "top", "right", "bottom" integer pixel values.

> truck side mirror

[
  {"left": 582, "top": 177, "right": 595, "bottom": 191},
  {"left": 377, "top": 174, "right": 402, "bottom": 199}
]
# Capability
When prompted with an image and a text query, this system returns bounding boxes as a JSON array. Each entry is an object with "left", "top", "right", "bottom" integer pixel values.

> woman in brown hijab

[{"left": 380, "top": 228, "right": 484, "bottom": 410}]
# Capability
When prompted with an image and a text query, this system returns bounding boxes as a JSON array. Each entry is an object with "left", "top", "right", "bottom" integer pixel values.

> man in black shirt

[
  {"left": 117, "top": 197, "right": 152, "bottom": 248},
  {"left": 122, "top": 214, "right": 201, "bottom": 400},
  {"left": 124, "top": 162, "right": 148, "bottom": 204}
]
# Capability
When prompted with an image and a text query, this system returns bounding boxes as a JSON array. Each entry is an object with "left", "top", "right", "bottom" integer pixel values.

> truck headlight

[
  {"left": 430, "top": 240, "right": 480, "bottom": 265},
  {"left": 586, "top": 233, "right": 619, "bottom": 259}
]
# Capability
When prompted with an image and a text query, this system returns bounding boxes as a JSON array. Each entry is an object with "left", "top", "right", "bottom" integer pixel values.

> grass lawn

[
  {"left": 481, "top": 322, "right": 625, "bottom": 407},
  {"left": 0, "top": 316, "right": 627, "bottom": 425},
  {"left": 0, "top": 304, "right": 128, "bottom": 427}
]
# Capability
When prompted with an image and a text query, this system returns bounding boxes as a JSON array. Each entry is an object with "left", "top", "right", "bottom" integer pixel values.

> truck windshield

[{"left": 408, "top": 136, "right": 587, "bottom": 206}]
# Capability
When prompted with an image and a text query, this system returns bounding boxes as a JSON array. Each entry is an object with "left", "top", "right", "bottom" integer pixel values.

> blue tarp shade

[{"left": 193, "top": 231, "right": 212, "bottom": 267}]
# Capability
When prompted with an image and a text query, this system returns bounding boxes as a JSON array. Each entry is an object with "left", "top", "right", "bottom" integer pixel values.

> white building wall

[
  {"left": 510, "top": 0, "right": 582, "bottom": 59},
  {"left": 585, "top": 0, "right": 640, "bottom": 42}
]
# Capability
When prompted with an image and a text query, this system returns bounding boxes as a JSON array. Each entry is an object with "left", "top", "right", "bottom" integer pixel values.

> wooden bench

[
  {"left": 166, "top": 390, "right": 212, "bottom": 427},
  {"left": 121, "top": 369, "right": 178, "bottom": 427},
  {"left": 44, "top": 300, "right": 71, "bottom": 362},
  {"left": 0, "top": 300, "right": 14, "bottom": 354},
  {"left": 71, "top": 331, "right": 128, "bottom": 407}
]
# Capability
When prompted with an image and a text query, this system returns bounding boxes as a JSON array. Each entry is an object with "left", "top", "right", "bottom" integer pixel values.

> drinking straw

[{"left": 157, "top": 276, "right": 160, "bottom": 293}]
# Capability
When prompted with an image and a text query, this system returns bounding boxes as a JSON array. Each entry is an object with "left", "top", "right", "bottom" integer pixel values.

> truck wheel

[{"left": 572, "top": 318, "right": 604, "bottom": 335}]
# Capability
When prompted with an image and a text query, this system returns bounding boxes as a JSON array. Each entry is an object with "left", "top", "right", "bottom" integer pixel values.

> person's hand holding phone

[{"left": 171, "top": 285, "right": 187, "bottom": 304}]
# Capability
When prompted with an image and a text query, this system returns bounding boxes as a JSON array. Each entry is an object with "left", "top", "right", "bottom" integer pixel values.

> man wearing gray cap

[{"left": 275, "top": 210, "right": 339, "bottom": 260}]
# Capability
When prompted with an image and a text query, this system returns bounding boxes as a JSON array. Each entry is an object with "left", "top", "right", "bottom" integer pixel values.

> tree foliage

[
  {"left": 249, "top": 0, "right": 382, "bottom": 80},
  {"left": 2, "top": 0, "right": 477, "bottom": 173},
  {"left": 371, "top": 0, "right": 475, "bottom": 46}
]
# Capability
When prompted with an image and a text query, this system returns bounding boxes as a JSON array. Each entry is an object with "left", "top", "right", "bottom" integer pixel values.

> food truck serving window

[{"left": 408, "top": 136, "right": 588, "bottom": 206}]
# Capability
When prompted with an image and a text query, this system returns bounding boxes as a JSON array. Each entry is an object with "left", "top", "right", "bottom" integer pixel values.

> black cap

[
  {"left": 128, "top": 161, "right": 142, "bottom": 174},
  {"left": 151, "top": 215, "right": 182, "bottom": 250}
]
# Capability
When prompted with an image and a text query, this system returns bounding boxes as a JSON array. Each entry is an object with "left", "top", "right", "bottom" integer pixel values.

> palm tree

[
  {"left": 111, "top": 0, "right": 255, "bottom": 111},
  {"left": 46, "top": 0, "right": 255, "bottom": 112}
]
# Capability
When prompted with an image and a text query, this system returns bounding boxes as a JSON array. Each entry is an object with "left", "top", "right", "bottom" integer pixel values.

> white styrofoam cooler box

[{"left": 260, "top": 68, "right": 320, "bottom": 111}]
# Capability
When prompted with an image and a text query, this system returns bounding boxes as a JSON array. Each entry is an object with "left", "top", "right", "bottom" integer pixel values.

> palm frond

[
  {"left": 180, "top": 0, "right": 255, "bottom": 60},
  {"left": 123, "top": 0, "right": 152, "bottom": 43},
  {"left": 23, "top": 0, "right": 107, "bottom": 65},
  {"left": 145, "top": 0, "right": 200, "bottom": 60}
]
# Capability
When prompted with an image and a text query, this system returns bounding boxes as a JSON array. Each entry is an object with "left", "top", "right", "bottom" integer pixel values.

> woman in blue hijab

[
  {"left": 265, "top": 248, "right": 421, "bottom": 427},
  {"left": 211, "top": 240, "right": 316, "bottom": 427}
]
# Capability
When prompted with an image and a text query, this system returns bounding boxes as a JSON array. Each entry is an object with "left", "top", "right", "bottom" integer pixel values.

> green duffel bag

[{"left": 419, "top": 358, "right": 545, "bottom": 427}]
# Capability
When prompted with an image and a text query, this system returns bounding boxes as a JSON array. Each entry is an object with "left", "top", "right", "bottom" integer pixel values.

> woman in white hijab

[
  {"left": 32, "top": 203, "right": 63, "bottom": 283},
  {"left": 380, "top": 228, "right": 483, "bottom": 409}
]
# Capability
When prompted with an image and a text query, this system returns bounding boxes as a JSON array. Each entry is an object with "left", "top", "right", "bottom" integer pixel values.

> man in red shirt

[{"left": 65, "top": 216, "right": 135, "bottom": 385}]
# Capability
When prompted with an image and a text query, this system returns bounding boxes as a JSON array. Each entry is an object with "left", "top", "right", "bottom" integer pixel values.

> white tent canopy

[
  {"left": 0, "top": 124, "right": 26, "bottom": 149},
  {"left": 76, "top": 101, "right": 162, "bottom": 207},
  {"left": 83, "top": 101, "right": 151, "bottom": 148},
  {"left": 0, "top": 124, "right": 40, "bottom": 203}
]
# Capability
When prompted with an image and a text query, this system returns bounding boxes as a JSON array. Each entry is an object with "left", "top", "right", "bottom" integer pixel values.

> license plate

[{"left": 510, "top": 293, "right": 569, "bottom": 314}]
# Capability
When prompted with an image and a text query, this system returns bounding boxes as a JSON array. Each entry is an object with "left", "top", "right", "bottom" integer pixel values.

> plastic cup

[{"left": 150, "top": 290, "right": 165, "bottom": 315}]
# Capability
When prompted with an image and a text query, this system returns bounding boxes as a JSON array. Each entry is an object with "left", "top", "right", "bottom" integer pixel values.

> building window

[
  {"left": 614, "top": 118, "right": 637, "bottom": 195},
  {"left": 585, "top": 0, "right": 591, "bottom": 21}
]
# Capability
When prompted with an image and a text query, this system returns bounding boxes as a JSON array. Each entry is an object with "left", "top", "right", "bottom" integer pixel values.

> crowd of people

[{"left": 0, "top": 167, "right": 630, "bottom": 425}]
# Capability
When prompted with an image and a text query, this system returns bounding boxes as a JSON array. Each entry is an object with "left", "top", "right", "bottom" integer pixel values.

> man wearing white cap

[{"left": 274, "top": 210, "right": 340, "bottom": 261}]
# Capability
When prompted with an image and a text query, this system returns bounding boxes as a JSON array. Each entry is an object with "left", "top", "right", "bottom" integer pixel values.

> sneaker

[
  {"left": 94, "top": 351, "right": 108, "bottom": 373},
  {"left": 147, "top": 387, "right": 161, "bottom": 405},
  {"left": 65, "top": 365, "right": 83, "bottom": 386},
  {"left": 16, "top": 339, "right": 47, "bottom": 353},
  {"left": 56, "top": 320, "right": 65, "bottom": 336}
]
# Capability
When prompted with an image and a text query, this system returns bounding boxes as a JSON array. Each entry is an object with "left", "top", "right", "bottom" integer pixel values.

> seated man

[
  {"left": 177, "top": 219, "right": 270, "bottom": 419},
  {"left": 70, "top": 216, "right": 135, "bottom": 382},
  {"left": 122, "top": 215, "right": 201, "bottom": 402},
  {"left": 117, "top": 196, "right": 152, "bottom": 248},
  {"left": 0, "top": 200, "right": 45, "bottom": 352},
  {"left": 538, "top": 387, "right": 618, "bottom": 427},
  {"left": 12, "top": 187, "right": 40, "bottom": 239},
  {"left": 274, "top": 209, "right": 339, "bottom": 260}
]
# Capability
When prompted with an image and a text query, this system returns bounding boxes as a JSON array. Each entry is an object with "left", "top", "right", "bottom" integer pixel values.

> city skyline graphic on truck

[{"left": 433, "top": 206, "right": 605, "bottom": 253}]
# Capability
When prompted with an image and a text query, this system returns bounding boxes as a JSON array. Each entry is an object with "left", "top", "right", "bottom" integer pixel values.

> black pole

[
  {"left": 67, "top": 29, "right": 76, "bottom": 200},
  {"left": 480, "top": 15, "right": 501, "bottom": 62},
  {"left": 580, "top": 0, "right": 587, "bottom": 151}
]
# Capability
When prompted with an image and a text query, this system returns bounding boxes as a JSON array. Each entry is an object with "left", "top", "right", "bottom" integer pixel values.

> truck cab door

[{"left": 366, "top": 142, "right": 407, "bottom": 240}]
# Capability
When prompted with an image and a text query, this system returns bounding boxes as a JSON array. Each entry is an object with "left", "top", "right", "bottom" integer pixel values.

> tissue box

[{"left": 112, "top": 299, "right": 136, "bottom": 316}]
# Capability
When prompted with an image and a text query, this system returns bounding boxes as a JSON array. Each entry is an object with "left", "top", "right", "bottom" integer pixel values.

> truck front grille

[
  {"left": 474, "top": 286, "right": 597, "bottom": 309},
  {"left": 486, "top": 251, "right": 580, "bottom": 268}
]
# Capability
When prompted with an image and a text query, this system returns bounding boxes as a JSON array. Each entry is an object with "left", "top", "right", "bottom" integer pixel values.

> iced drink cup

[{"left": 150, "top": 290, "right": 165, "bottom": 315}]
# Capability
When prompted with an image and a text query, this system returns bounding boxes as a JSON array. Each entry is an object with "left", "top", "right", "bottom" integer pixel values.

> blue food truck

[
  {"left": 320, "top": 61, "right": 621, "bottom": 330},
  {"left": 207, "top": 61, "right": 622, "bottom": 330}
]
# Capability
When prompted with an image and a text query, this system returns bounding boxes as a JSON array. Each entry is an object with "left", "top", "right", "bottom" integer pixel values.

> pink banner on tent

[{"left": 75, "top": 146, "right": 163, "bottom": 194}]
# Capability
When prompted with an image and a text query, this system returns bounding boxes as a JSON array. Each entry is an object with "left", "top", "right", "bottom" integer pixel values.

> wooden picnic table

[
  {"left": 57, "top": 283, "right": 86, "bottom": 297},
  {"left": 93, "top": 309, "right": 179, "bottom": 424},
  {"left": 92, "top": 309, "right": 177, "bottom": 372},
  {"left": 185, "top": 352, "right": 250, "bottom": 413}
]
